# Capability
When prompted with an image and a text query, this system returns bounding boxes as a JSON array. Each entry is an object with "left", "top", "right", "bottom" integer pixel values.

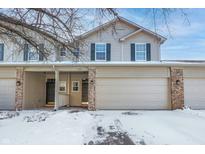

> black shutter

[
  {"left": 106, "top": 43, "right": 111, "bottom": 61},
  {"left": 146, "top": 43, "right": 151, "bottom": 61},
  {"left": 131, "top": 43, "right": 135, "bottom": 61},
  {"left": 0, "top": 43, "right": 4, "bottom": 61},
  {"left": 91, "top": 43, "right": 95, "bottom": 61},
  {"left": 39, "top": 44, "right": 44, "bottom": 61},
  {"left": 24, "top": 44, "right": 29, "bottom": 61}
]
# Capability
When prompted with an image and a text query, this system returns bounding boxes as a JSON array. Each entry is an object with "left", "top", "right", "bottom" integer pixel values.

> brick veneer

[
  {"left": 88, "top": 67, "right": 96, "bottom": 111},
  {"left": 15, "top": 68, "right": 24, "bottom": 110},
  {"left": 170, "top": 67, "right": 184, "bottom": 109}
]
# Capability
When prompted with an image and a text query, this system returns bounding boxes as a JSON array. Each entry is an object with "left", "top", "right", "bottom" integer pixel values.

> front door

[
  {"left": 46, "top": 79, "right": 55, "bottom": 104},
  {"left": 82, "top": 79, "right": 88, "bottom": 102}
]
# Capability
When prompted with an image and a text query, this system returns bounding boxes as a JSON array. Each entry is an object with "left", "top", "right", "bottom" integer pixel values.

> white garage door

[
  {"left": 96, "top": 78, "right": 170, "bottom": 109},
  {"left": 0, "top": 79, "right": 16, "bottom": 110},
  {"left": 184, "top": 78, "right": 205, "bottom": 109}
]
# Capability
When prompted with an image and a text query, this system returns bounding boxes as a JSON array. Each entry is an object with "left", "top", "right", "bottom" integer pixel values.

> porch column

[
  {"left": 88, "top": 67, "right": 96, "bottom": 111},
  {"left": 54, "top": 70, "right": 59, "bottom": 110},
  {"left": 15, "top": 67, "right": 24, "bottom": 110},
  {"left": 170, "top": 67, "right": 184, "bottom": 109}
]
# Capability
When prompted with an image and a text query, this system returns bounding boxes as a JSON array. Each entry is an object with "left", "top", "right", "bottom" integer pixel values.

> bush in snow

[
  {"left": 23, "top": 112, "right": 50, "bottom": 122},
  {"left": 0, "top": 111, "right": 20, "bottom": 120}
]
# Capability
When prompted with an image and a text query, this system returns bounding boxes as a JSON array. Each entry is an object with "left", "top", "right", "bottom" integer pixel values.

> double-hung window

[
  {"left": 60, "top": 47, "right": 66, "bottom": 57},
  {"left": 135, "top": 43, "right": 146, "bottom": 61},
  {"left": 95, "top": 43, "right": 106, "bottom": 61},
  {"left": 72, "top": 81, "right": 79, "bottom": 92},
  {"left": 0, "top": 43, "right": 4, "bottom": 61},
  {"left": 28, "top": 45, "right": 39, "bottom": 61}
]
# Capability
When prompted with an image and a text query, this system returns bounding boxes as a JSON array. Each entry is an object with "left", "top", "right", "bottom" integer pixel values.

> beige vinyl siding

[
  {"left": 70, "top": 72, "right": 88, "bottom": 106},
  {"left": 24, "top": 72, "right": 46, "bottom": 109},
  {"left": 184, "top": 67, "right": 205, "bottom": 78},
  {"left": 0, "top": 68, "right": 16, "bottom": 78},
  {"left": 96, "top": 67, "right": 170, "bottom": 78},
  {"left": 95, "top": 67, "right": 170, "bottom": 109},
  {"left": 81, "top": 20, "right": 161, "bottom": 62},
  {"left": 123, "top": 32, "right": 161, "bottom": 61}
]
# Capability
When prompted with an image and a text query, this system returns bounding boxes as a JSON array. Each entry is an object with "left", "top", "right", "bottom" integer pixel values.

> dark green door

[
  {"left": 46, "top": 79, "right": 55, "bottom": 104},
  {"left": 82, "top": 79, "right": 88, "bottom": 102}
]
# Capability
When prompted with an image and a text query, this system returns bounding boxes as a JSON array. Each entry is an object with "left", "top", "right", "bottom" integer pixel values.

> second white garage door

[
  {"left": 184, "top": 78, "right": 205, "bottom": 109},
  {"left": 0, "top": 79, "right": 16, "bottom": 110},
  {"left": 96, "top": 78, "right": 170, "bottom": 109}
]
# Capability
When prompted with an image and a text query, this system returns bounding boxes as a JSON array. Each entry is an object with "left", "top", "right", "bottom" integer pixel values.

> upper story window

[
  {"left": 0, "top": 43, "right": 4, "bottom": 61},
  {"left": 28, "top": 45, "right": 39, "bottom": 61},
  {"left": 73, "top": 48, "right": 80, "bottom": 58},
  {"left": 24, "top": 44, "right": 44, "bottom": 61},
  {"left": 135, "top": 43, "right": 146, "bottom": 61},
  {"left": 60, "top": 47, "right": 66, "bottom": 57},
  {"left": 95, "top": 43, "right": 106, "bottom": 61}
]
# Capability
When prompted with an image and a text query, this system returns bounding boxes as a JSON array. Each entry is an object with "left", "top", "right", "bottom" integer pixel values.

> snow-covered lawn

[{"left": 0, "top": 108, "right": 205, "bottom": 145}]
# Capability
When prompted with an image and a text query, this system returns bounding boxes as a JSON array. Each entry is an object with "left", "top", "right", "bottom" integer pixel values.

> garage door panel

[
  {"left": 97, "top": 79, "right": 167, "bottom": 86},
  {"left": 96, "top": 78, "right": 169, "bottom": 109},
  {"left": 96, "top": 90, "right": 167, "bottom": 95},
  {"left": 184, "top": 78, "right": 205, "bottom": 109},
  {"left": 0, "top": 79, "right": 16, "bottom": 110}
]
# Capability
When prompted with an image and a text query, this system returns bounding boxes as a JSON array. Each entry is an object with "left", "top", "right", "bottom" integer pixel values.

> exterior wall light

[
  {"left": 176, "top": 80, "right": 180, "bottom": 85},
  {"left": 16, "top": 81, "right": 21, "bottom": 86}
]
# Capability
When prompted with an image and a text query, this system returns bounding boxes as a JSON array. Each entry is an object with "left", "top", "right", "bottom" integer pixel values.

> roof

[{"left": 79, "top": 16, "right": 167, "bottom": 44}]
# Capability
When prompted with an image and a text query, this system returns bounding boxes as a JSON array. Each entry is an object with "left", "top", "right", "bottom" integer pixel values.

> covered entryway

[
  {"left": 95, "top": 67, "right": 170, "bottom": 110},
  {"left": 23, "top": 68, "right": 88, "bottom": 109},
  {"left": 184, "top": 78, "right": 205, "bottom": 109},
  {"left": 0, "top": 79, "right": 16, "bottom": 110}
]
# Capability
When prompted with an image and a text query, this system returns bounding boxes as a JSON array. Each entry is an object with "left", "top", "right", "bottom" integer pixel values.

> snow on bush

[
  {"left": 0, "top": 111, "right": 19, "bottom": 120},
  {"left": 23, "top": 112, "right": 51, "bottom": 122},
  {"left": 180, "top": 107, "right": 205, "bottom": 119}
]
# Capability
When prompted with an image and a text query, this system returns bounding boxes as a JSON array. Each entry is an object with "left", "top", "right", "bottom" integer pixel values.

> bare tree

[{"left": 0, "top": 8, "right": 188, "bottom": 61}]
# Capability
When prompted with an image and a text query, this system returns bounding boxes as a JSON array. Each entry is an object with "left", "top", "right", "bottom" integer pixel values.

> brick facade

[
  {"left": 15, "top": 68, "right": 24, "bottom": 110},
  {"left": 88, "top": 67, "right": 96, "bottom": 111},
  {"left": 170, "top": 67, "right": 184, "bottom": 109}
]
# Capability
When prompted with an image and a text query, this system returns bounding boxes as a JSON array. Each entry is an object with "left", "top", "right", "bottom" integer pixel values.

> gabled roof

[
  {"left": 79, "top": 16, "right": 167, "bottom": 44},
  {"left": 119, "top": 29, "right": 143, "bottom": 41}
]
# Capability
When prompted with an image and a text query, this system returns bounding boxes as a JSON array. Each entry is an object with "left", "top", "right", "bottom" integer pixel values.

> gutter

[{"left": 0, "top": 61, "right": 205, "bottom": 67}]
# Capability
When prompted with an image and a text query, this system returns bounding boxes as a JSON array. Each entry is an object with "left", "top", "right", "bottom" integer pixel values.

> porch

[{"left": 23, "top": 67, "right": 89, "bottom": 110}]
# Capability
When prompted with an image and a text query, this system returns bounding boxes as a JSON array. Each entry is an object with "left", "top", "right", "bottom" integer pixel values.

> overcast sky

[{"left": 117, "top": 8, "right": 205, "bottom": 60}]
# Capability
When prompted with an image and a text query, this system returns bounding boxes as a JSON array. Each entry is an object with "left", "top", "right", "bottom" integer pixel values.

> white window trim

[
  {"left": 72, "top": 81, "right": 80, "bottom": 92},
  {"left": 135, "top": 43, "right": 146, "bottom": 62},
  {"left": 59, "top": 81, "right": 67, "bottom": 93},
  {"left": 60, "top": 47, "right": 67, "bottom": 57},
  {"left": 28, "top": 51, "right": 39, "bottom": 61},
  {"left": 28, "top": 45, "right": 39, "bottom": 61},
  {"left": 60, "top": 51, "right": 66, "bottom": 57},
  {"left": 95, "top": 43, "right": 106, "bottom": 61}
]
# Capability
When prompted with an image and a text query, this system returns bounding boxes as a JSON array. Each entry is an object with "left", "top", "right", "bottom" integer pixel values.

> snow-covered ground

[{"left": 0, "top": 108, "right": 205, "bottom": 145}]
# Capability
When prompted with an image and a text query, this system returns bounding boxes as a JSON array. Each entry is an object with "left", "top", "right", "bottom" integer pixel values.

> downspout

[
  {"left": 53, "top": 64, "right": 59, "bottom": 111},
  {"left": 121, "top": 42, "right": 124, "bottom": 61}
]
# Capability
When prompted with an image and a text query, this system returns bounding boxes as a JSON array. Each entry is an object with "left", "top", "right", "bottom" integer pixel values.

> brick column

[
  {"left": 170, "top": 67, "right": 184, "bottom": 109},
  {"left": 15, "top": 68, "right": 24, "bottom": 110},
  {"left": 88, "top": 67, "right": 96, "bottom": 111}
]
